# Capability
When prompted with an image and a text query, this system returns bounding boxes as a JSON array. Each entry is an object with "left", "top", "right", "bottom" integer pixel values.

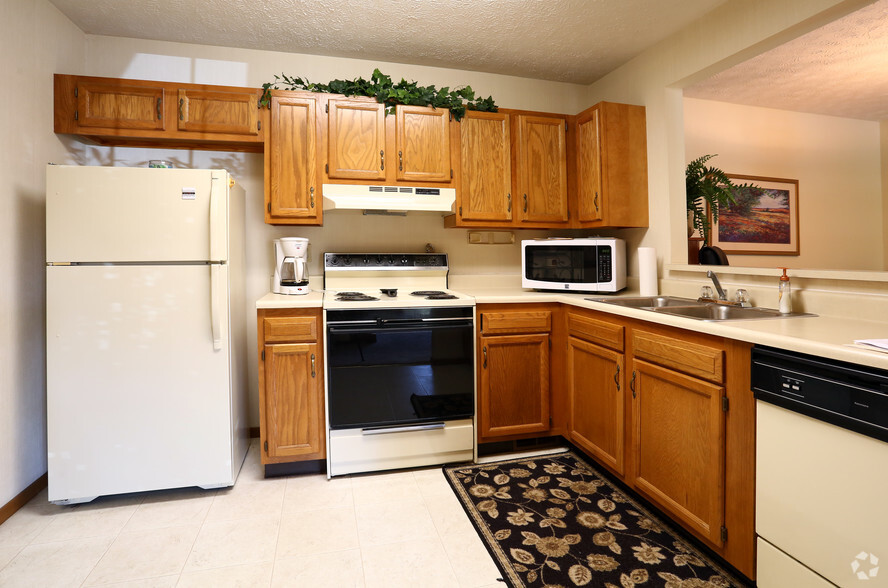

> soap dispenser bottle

[{"left": 778, "top": 267, "right": 792, "bottom": 314}]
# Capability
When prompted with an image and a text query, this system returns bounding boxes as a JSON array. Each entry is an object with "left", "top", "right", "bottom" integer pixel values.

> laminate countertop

[{"left": 256, "top": 287, "right": 888, "bottom": 371}]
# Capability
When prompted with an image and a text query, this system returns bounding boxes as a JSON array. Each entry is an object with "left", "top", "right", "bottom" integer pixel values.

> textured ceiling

[
  {"left": 48, "top": 0, "right": 726, "bottom": 84},
  {"left": 685, "top": 0, "right": 888, "bottom": 121}
]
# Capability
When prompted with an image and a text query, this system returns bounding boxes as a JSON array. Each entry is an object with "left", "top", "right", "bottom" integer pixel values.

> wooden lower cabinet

[
  {"left": 568, "top": 336, "right": 625, "bottom": 476},
  {"left": 257, "top": 308, "right": 325, "bottom": 464},
  {"left": 563, "top": 308, "right": 754, "bottom": 579},
  {"left": 631, "top": 358, "right": 726, "bottom": 547}
]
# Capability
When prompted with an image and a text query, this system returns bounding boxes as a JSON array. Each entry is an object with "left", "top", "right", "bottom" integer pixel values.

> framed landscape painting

[{"left": 711, "top": 174, "right": 799, "bottom": 255}]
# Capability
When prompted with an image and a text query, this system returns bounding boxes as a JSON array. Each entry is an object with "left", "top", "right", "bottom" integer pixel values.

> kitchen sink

[
  {"left": 589, "top": 295, "right": 816, "bottom": 321},
  {"left": 587, "top": 295, "right": 709, "bottom": 308},
  {"left": 652, "top": 305, "right": 815, "bottom": 321}
]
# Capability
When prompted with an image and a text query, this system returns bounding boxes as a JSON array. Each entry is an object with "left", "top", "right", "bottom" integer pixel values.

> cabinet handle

[
  {"left": 594, "top": 192, "right": 599, "bottom": 212},
  {"left": 156, "top": 97, "right": 162, "bottom": 120},
  {"left": 629, "top": 370, "right": 637, "bottom": 398},
  {"left": 311, "top": 353, "right": 316, "bottom": 378},
  {"left": 398, "top": 150, "right": 403, "bottom": 171},
  {"left": 523, "top": 193, "right": 528, "bottom": 213},
  {"left": 507, "top": 193, "right": 512, "bottom": 212},
  {"left": 309, "top": 186, "right": 315, "bottom": 208},
  {"left": 614, "top": 364, "right": 621, "bottom": 391},
  {"left": 482, "top": 346, "right": 487, "bottom": 369},
  {"left": 380, "top": 150, "right": 385, "bottom": 171},
  {"left": 178, "top": 97, "right": 184, "bottom": 120}
]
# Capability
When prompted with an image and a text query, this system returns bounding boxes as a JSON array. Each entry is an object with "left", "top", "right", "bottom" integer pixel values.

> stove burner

[
  {"left": 411, "top": 290, "right": 458, "bottom": 300},
  {"left": 334, "top": 292, "right": 379, "bottom": 302},
  {"left": 380, "top": 288, "right": 398, "bottom": 297}
]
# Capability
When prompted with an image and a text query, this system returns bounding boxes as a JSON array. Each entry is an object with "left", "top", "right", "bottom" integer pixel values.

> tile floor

[{"left": 0, "top": 440, "right": 505, "bottom": 587}]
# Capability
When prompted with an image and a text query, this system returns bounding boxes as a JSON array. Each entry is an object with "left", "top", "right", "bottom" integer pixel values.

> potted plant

[{"left": 685, "top": 154, "right": 750, "bottom": 245}]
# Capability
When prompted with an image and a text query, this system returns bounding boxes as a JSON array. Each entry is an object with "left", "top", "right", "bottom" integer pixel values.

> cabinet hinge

[
  {"left": 722, "top": 396, "right": 729, "bottom": 412},
  {"left": 74, "top": 87, "right": 78, "bottom": 98},
  {"left": 567, "top": 209, "right": 571, "bottom": 220},
  {"left": 261, "top": 350, "right": 265, "bottom": 361},
  {"left": 459, "top": 206, "right": 463, "bottom": 216},
  {"left": 267, "top": 202, "right": 271, "bottom": 213},
  {"left": 565, "top": 120, "right": 568, "bottom": 131},
  {"left": 257, "top": 120, "right": 261, "bottom": 131},
  {"left": 74, "top": 110, "right": 78, "bottom": 121},
  {"left": 720, "top": 525, "right": 728, "bottom": 543},
  {"left": 325, "top": 163, "right": 329, "bottom": 174},
  {"left": 450, "top": 169, "right": 453, "bottom": 179},
  {"left": 264, "top": 440, "right": 268, "bottom": 453},
  {"left": 325, "top": 103, "right": 329, "bottom": 113}
]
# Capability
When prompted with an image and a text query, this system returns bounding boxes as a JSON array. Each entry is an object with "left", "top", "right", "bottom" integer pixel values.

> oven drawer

[{"left": 328, "top": 419, "right": 474, "bottom": 476}]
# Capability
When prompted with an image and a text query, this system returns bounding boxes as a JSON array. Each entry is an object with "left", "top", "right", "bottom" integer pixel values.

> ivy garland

[{"left": 260, "top": 68, "right": 497, "bottom": 121}]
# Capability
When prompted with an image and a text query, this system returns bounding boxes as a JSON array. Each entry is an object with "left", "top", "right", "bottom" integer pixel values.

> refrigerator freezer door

[
  {"left": 46, "top": 165, "right": 229, "bottom": 263},
  {"left": 46, "top": 264, "right": 234, "bottom": 503}
]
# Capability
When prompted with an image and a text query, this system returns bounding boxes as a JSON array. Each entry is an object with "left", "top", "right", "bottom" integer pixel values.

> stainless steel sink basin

[
  {"left": 587, "top": 295, "right": 709, "bottom": 308},
  {"left": 588, "top": 295, "right": 817, "bottom": 321},
  {"left": 652, "top": 305, "right": 814, "bottom": 321}
]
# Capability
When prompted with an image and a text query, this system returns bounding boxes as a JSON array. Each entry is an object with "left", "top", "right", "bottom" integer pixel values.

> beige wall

[
  {"left": 582, "top": 0, "right": 868, "bottom": 271},
  {"left": 1, "top": 0, "right": 86, "bottom": 507},
  {"left": 883, "top": 120, "right": 888, "bottom": 264},
  {"left": 684, "top": 98, "right": 883, "bottom": 270}
]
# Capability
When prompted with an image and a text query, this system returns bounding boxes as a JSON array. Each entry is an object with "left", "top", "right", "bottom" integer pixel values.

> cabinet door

[
  {"left": 264, "top": 342, "right": 324, "bottom": 460},
  {"left": 267, "top": 94, "right": 320, "bottom": 223},
  {"left": 177, "top": 89, "right": 259, "bottom": 135},
  {"left": 576, "top": 106, "right": 603, "bottom": 222},
  {"left": 478, "top": 333, "right": 550, "bottom": 438},
  {"left": 396, "top": 105, "right": 451, "bottom": 182},
  {"left": 568, "top": 336, "right": 624, "bottom": 475},
  {"left": 515, "top": 115, "right": 568, "bottom": 224},
  {"left": 76, "top": 80, "right": 165, "bottom": 131},
  {"left": 327, "top": 99, "right": 386, "bottom": 180},
  {"left": 459, "top": 111, "right": 512, "bottom": 222},
  {"left": 631, "top": 359, "right": 726, "bottom": 547}
]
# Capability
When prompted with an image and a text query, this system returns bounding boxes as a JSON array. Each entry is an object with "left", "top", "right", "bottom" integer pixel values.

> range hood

[{"left": 322, "top": 184, "right": 456, "bottom": 213}]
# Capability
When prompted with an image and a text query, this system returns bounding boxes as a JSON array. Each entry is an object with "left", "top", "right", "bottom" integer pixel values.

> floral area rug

[{"left": 443, "top": 451, "right": 746, "bottom": 588}]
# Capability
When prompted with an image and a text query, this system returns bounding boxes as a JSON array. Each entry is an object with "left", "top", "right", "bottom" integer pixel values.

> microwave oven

[{"left": 521, "top": 238, "right": 626, "bottom": 293}]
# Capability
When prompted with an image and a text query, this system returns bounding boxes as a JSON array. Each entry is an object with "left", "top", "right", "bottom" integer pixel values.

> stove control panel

[{"left": 325, "top": 253, "right": 448, "bottom": 270}]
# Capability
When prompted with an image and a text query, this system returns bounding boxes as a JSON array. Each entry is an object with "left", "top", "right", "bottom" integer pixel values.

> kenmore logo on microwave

[{"left": 521, "top": 237, "right": 627, "bottom": 293}]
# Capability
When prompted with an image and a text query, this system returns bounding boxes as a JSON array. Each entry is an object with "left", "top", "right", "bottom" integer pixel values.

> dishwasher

[{"left": 752, "top": 346, "right": 888, "bottom": 587}]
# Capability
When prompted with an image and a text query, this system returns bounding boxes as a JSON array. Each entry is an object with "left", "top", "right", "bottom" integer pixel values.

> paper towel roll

[{"left": 638, "top": 247, "right": 658, "bottom": 296}]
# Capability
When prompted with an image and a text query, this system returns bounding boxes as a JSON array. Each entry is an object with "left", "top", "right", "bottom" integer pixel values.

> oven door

[{"left": 326, "top": 308, "right": 474, "bottom": 430}]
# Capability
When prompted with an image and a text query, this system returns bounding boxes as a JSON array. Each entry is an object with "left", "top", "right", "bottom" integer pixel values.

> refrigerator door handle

[
  {"left": 210, "top": 264, "right": 223, "bottom": 351},
  {"left": 209, "top": 173, "right": 226, "bottom": 262}
]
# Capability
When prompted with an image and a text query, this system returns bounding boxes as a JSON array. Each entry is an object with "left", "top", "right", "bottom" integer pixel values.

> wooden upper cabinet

[
  {"left": 576, "top": 107, "right": 603, "bottom": 222},
  {"left": 266, "top": 93, "right": 320, "bottom": 224},
  {"left": 54, "top": 74, "right": 265, "bottom": 151},
  {"left": 75, "top": 80, "right": 166, "bottom": 131},
  {"left": 575, "top": 101, "right": 648, "bottom": 228},
  {"left": 327, "top": 98, "right": 386, "bottom": 181},
  {"left": 456, "top": 111, "right": 512, "bottom": 223},
  {"left": 396, "top": 105, "right": 451, "bottom": 183},
  {"left": 514, "top": 114, "right": 568, "bottom": 224},
  {"left": 177, "top": 89, "right": 259, "bottom": 136}
]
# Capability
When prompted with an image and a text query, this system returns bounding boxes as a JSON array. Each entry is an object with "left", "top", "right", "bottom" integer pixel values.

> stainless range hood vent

[{"left": 322, "top": 184, "right": 456, "bottom": 213}]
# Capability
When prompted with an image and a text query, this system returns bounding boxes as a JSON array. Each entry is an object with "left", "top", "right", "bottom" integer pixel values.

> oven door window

[
  {"left": 525, "top": 245, "right": 599, "bottom": 284},
  {"left": 327, "top": 321, "right": 474, "bottom": 429}
]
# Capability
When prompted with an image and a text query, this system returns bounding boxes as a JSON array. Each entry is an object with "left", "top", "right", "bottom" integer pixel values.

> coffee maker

[{"left": 273, "top": 237, "right": 310, "bottom": 295}]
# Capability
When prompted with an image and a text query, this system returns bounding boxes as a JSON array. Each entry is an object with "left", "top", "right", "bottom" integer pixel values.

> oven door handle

[
  {"left": 362, "top": 422, "right": 446, "bottom": 435},
  {"left": 328, "top": 320, "right": 472, "bottom": 334}
]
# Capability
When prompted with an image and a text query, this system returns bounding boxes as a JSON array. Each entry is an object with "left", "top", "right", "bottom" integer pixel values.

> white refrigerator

[{"left": 45, "top": 165, "right": 249, "bottom": 504}]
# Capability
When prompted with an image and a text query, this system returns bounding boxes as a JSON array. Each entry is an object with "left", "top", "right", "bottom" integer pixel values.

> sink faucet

[{"left": 706, "top": 270, "right": 727, "bottom": 301}]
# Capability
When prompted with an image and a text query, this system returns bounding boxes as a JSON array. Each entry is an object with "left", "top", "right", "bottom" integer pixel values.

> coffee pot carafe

[{"left": 273, "top": 237, "right": 310, "bottom": 295}]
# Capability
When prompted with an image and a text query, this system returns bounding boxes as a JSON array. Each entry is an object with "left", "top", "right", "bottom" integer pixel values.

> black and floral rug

[{"left": 444, "top": 451, "right": 746, "bottom": 588}]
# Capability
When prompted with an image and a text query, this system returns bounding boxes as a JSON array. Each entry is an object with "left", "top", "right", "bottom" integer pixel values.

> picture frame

[{"left": 710, "top": 174, "right": 799, "bottom": 255}]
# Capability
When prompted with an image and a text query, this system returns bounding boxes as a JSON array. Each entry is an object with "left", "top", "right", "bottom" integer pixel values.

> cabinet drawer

[
  {"left": 632, "top": 329, "right": 723, "bottom": 383},
  {"left": 481, "top": 311, "right": 551, "bottom": 334},
  {"left": 568, "top": 313, "right": 624, "bottom": 352},
  {"left": 263, "top": 316, "right": 318, "bottom": 343}
]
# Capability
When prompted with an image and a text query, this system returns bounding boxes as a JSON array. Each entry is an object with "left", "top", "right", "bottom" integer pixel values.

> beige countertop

[{"left": 255, "top": 286, "right": 888, "bottom": 371}]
